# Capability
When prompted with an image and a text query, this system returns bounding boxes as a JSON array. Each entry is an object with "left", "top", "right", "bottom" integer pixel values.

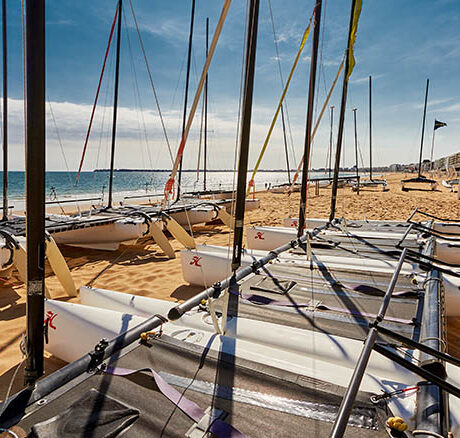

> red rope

[{"left": 76, "top": 6, "right": 119, "bottom": 183}]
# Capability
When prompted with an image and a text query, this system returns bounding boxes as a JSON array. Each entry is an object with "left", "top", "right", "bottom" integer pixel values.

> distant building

[{"left": 389, "top": 163, "right": 403, "bottom": 172}]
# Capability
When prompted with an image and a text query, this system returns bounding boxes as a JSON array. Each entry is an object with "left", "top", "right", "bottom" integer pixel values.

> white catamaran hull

[
  {"left": 50, "top": 289, "right": 423, "bottom": 425},
  {"left": 44, "top": 299, "right": 147, "bottom": 363},
  {"left": 432, "top": 222, "right": 460, "bottom": 235},
  {"left": 283, "top": 217, "right": 411, "bottom": 228},
  {"left": 180, "top": 244, "right": 416, "bottom": 286},
  {"left": 435, "top": 238, "right": 460, "bottom": 265},
  {"left": 40, "top": 214, "right": 150, "bottom": 251},
  {"left": 246, "top": 225, "right": 417, "bottom": 251},
  {"left": 169, "top": 208, "right": 216, "bottom": 226}
]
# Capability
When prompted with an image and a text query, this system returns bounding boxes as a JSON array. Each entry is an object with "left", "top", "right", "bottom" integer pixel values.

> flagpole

[{"left": 430, "top": 126, "right": 436, "bottom": 171}]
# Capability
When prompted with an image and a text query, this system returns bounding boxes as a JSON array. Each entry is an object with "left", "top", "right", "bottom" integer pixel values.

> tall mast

[
  {"left": 24, "top": 0, "right": 45, "bottom": 386},
  {"left": 353, "top": 108, "right": 358, "bottom": 178},
  {"left": 368, "top": 75, "right": 372, "bottom": 180},
  {"left": 2, "top": 0, "right": 7, "bottom": 221},
  {"left": 281, "top": 105, "right": 290, "bottom": 183},
  {"left": 107, "top": 0, "right": 122, "bottom": 209},
  {"left": 329, "top": 105, "right": 334, "bottom": 178},
  {"left": 418, "top": 78, "right": 429, "bottom": 178},
  {"left": 177, "top": 0, "right": 195, "bottom": 200},
  {"left": 297, "top": 0, "right": 322, "bottom": 238},
  {"left": 204, "top": 16, "right": 208, "bottom": 191},
  {"left": 231, "top": 0, "right": 260, "bottom": 271},
  {"left": 329, "top": 0, "right": 360, "bottom": 222}
]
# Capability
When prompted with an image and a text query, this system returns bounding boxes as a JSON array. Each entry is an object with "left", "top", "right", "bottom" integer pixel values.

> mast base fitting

[{"left": 24, "top": 368, "right": 42, "bottom": 387}]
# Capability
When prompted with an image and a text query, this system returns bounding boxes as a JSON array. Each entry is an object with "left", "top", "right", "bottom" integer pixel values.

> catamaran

[{"left": 2, "top": 1, "right": 460, "bottom": 438}]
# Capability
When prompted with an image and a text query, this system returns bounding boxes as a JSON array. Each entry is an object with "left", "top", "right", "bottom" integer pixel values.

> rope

[
  {"left": 0, "top": 358, "right": 25, "bottom": 419},
  {"left": 128, "top": 0, "right": 174, "bottom": 165},
  {"left": 412, "top": 431, "right": 444, "bottom": 438},
  {"left": 76, "top": 5, "right": 118, "bottom": 183}
]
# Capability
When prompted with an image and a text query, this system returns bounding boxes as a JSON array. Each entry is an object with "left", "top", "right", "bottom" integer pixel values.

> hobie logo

[
  {"left": 45, "top": 310, "right": 57, "bottom": 330},
  {"left": 291, "top": 220, "right": 298, "bottom": 227},
  {"left": 190, "top": 256, "right": 202, "bottom": 267},
  {"left": 255, "top": 231, "right": 265, "bottom": 240}
]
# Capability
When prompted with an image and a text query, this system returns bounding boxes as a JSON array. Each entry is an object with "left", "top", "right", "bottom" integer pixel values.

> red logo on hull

[
  {"left": 255, "top": 232, "right": 265, "bottom": 240},
  {"left": 190, "top": 256, "right": 202, "bottom": 267},
  {"left": 45, "top": 310, "right": 57, "bottom": 330}
]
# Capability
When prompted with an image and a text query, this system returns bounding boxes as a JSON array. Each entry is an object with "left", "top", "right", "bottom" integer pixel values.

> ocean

[{"left": 0, "top": 170, "right": 346, "bottom": 211}]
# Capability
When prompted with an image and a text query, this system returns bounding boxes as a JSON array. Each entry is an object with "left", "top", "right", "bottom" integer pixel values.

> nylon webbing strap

[{"left": 102, "top": 366, "right": 245, "bottom": 437}]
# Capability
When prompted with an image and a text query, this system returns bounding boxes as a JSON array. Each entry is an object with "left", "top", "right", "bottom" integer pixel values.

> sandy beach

[{"left": 1, "top": 171, "right": 459, "bottom": 400}]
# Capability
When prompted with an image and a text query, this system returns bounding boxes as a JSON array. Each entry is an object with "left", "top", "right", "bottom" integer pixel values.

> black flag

[{"left": 434, "top": 120, "right": 447, "bottom": 130}]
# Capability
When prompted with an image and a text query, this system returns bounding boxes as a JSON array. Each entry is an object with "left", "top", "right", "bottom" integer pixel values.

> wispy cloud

[
  {"left": 435, "top": 101, "right": 460, "bottom": 113},
  {"left": 414, "top": 97, "right": 454, "bottom": 109},
  {"left": 350, "top": 74, "right": 385, "bottom": 85}
]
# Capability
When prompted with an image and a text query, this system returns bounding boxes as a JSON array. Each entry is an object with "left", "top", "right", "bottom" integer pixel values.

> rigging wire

[
  {"left": 128, "top": 0, "right": 174, "bottom": 165},
  {"left": 266, "top": 0, "right": 296, "bottom": 167},
  {"left": 123, "top": 7, "right": 155, "bottom": 172},
  {"left": 47, "top": 99, "right": 73, "bottom": 187},
  {"left": 76, "top": 5, "right": 119, "bottom": 183}
]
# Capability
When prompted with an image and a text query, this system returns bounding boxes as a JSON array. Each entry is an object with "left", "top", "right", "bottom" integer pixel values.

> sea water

[{"left": 0, "top": 170, "right": 348, "bottom": 212}]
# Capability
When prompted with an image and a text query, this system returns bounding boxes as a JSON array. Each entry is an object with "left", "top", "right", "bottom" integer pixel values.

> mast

[
  {"left": 281, "top": 105, "right": 290, "bottom": 183},
  {"left": 353, "top": 108, "right": 358, "bottom": 178},
  {"left": 368, "top": 75, "right": 372, "bottom": 180},
  {"left": 107, "top": 0, "right": 122, "bottom": 209},
  {"left": 24, "top": 0, "right": 45, "bottom": 386},
  {"left": 297, "top": 0, "right": 322, "bottom": 238},
  {"left": 204, "top": 16, "right": 208, "bottom": 191},
  {"left": 231, "top": 0, "right": 259, "bottom": 271},
  {"left": 329, "top": 0, "right": 360, "bottom": 222},
  {"left": 177, "top": 0, "right": 195, "bottom": 200},
  {"left": 418, "top": 78, "right": 429, "bottom": 177},
  {"left": 2, "top": 0, "right": 7, "bottom": 221},
  {"left": 328, "top": 105, "right": 334, "bottom": 178}
]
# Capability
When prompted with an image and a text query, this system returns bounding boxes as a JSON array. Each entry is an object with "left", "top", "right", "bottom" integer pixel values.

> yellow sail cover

[{"left": 346, "top": 0, "right": 362, "bottom": 80}]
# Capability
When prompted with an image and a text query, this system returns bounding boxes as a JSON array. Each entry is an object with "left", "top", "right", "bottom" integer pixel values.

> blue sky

[{"left": 3, "top": 0, "right": 460, "bottom": 171}]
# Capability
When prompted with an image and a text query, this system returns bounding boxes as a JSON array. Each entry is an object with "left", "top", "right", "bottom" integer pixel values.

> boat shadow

[
  {"left": 0, "top": 285, "right": 25, "bottom": 321},
  {"left": 170, "top": 284, "right": 204, "bottom": 302}
]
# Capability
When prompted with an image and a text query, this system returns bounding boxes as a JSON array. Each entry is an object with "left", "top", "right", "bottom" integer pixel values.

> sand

[{"left": 1, "top": 172, "right": 459, "bottom": 399}]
